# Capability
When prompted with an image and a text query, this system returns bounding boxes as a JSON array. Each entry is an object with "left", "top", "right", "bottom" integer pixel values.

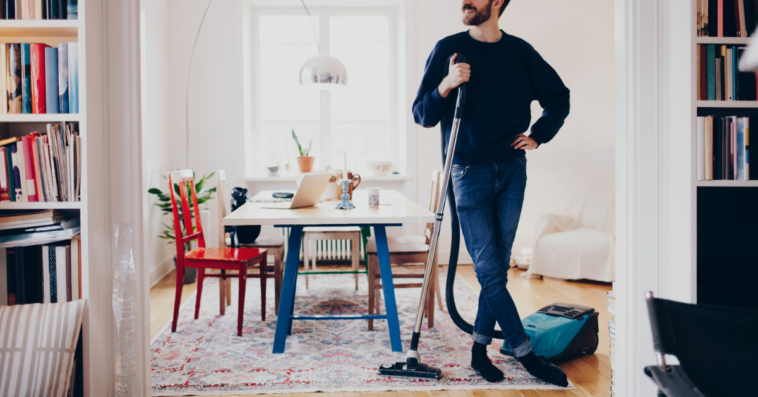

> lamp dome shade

[{"left": 299, "top": 55, "right": 348, "bottom": 88}]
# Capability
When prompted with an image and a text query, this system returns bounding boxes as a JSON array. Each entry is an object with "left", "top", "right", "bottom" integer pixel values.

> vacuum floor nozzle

[{"left": 378, "top": 362, "right": 442, "bottom": 380}]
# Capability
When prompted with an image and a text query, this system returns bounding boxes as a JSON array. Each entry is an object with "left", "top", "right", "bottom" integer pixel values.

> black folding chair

[{"left": 644, "top": 291, "right": 758, "bottom": 397}]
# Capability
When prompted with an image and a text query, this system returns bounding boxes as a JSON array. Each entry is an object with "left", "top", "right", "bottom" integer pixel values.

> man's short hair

[{"left": 498, "top": 0, "right": 510, "bottom": 17}]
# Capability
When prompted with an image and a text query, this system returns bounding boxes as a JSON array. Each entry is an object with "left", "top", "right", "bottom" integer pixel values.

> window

[{"left": 248, "top": 8, "right": 399, "bottom": 176}]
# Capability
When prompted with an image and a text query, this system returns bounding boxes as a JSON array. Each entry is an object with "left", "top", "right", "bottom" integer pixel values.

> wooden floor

[{"left": 150, "top": 265, "right": 612, "bottom": 397}]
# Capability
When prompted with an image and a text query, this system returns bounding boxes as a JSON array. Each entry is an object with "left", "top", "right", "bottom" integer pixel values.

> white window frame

[{"left": 244, "top": 5, "right": 401, "bottom": 177}]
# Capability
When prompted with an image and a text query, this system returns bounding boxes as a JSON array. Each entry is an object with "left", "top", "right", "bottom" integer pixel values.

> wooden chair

[
  {"left": 367, "top": 170, "right": 443, "bottom": 330},
  {"left": 216, "top": 170, "right": 283, "bottom": 313},
  {"left": 303, "top": 226, "right": 362, "bottom": 289},
  {"left": 169, "top": 170, "right": 268, "bottom": 337}
]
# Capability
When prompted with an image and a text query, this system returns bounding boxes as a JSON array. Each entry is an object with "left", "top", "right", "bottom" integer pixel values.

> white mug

[{"left": 368, "top": 187, "right": 380, "bottom": 207}]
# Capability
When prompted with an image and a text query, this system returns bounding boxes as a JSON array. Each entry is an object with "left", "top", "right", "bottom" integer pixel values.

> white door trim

[
  {"left": 614, "top": 0, "right": 662, "bottom": 395},
  {"left": 84, "top": 0, "right": 148, "bottom": 395}
]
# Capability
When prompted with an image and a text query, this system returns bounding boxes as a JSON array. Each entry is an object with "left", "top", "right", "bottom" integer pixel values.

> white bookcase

[
  {"left": 691, "top": 1, "right": 758, "bottom": 311},
  {"left": 0, "top": 12, "right": 91, "bottom": 396}
]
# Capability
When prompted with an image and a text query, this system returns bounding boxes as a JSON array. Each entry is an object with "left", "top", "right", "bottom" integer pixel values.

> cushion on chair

[
  {"left": 366, "top": 242, "right": 430, "bottom": 254},
  {"left": 185, "top": 247, "right": 267, "bottom": 263},
  {"left": 0, "top": 300, "right": 86, "bottom": 397},
  {"left": 530, "top": 228, "right": 614, "bottom": 282},
  {"left": 238, "top": 236, "right": 285, "bottom": 248}
]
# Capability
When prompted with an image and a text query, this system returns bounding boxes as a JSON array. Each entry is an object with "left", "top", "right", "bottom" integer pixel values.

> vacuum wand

[{"left": 378, "top": 53, "right": 467, "bottom": 380}]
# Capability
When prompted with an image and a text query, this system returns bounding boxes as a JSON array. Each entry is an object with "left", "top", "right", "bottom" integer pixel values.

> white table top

[{"left": 223, "top": 190, "right": 435, "bottom": 226}]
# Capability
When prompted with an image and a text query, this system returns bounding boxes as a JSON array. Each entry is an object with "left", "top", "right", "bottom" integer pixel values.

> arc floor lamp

[{"left": 184, "top": 0, "right": 348, "bottom": 167}]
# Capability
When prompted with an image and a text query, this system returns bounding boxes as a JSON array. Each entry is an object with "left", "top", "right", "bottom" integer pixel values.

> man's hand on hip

[
  {"left": 511, "top": 134, "right": 538, "bottom": 150},
  {"left": 438, "top": 53, "right": 470, "bottom": 98}
]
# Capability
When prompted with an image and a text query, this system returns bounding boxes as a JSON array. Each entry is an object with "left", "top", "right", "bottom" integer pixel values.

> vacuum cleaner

[
  {"left": 378, "top": 53, "right": 598, "bottom": 380},
  {"left": 499, "top": 303, "right": 599, "bottom": 361}
]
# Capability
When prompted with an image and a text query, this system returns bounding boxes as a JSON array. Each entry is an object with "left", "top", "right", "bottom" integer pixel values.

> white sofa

[{"left": 526, "top": 171, "right": 615, "bottom": 282}]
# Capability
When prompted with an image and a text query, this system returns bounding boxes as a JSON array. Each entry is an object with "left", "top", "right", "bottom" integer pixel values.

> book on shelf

[
  {"left": 0, "top": 0, "right": 75, "bottom": 19},
  {"left": 0, "top": 123, "right": 80, "bottom": 202},
  {"left": 698, "top": 115, "right": 754, "bottom": 180},
  {"left": 0, "top": 217, "right": 78, "bottom": 247},
  {"left": 1, "top": 235, "right": 82, "bottom": 306},
  {"left": 699, "top": 0, "right": 758, "bottom": 37},
  {"left": 29, "top": 43, "right": 47, "bottom": 114},
  {"left": 20, "top": 43, "right": 30, "bottom": 114},
  {"left": 44, "top": 46, "right": 57, "bottom": 113},
  {"left": 0, "top": 148, "right": 8, "bottom": 201},
  {"left": 8, "top": 44, "right": 21, "bottom": 113},
  {"left": 0, "top": 41, "right": 77, "bottom": 115},
  {"left": 67, "top": 42, "right": 77, "bottom": 113},
  {"left": 698, "top": 44, "right": 757, "bottom": 101},
  {"left": 57, "top": 43, "right": 67, "bottom": 113}
]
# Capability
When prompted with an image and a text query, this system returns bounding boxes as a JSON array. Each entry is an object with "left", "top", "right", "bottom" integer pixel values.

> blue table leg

[
  {"left": 273, "top": 226, "right": 303, "bottom": 354},
  {"left": 288, "top": 265, "right": 298, "bottom": 336},
  {"left": 374, "top": 226, "right": 403, "bottom": 352}
]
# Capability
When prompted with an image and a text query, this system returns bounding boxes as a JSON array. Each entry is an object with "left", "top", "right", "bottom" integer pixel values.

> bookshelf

[
  {"left": 0, "top": 113, "right": 80, "bottom": 122},
  {"left": 696, "top": 180, "right": 758, "bottom": 186},
  {"left": 0, "top": 20, "right": 78, "bottom": 38},
  {"left": 0, "top": 11, "right": 88, "bottom": 397},
  {"left": 0, "top": 201, "right": 81, "bottom": 209},
  {"left": 693, "top": 0, "right": 758, "bottom": 312},
  {"left": 696, "top": 36, "right": 751, "bottom": 44},
  {"left": 696, "top": 100, "right": 758, "bottom": 107}
]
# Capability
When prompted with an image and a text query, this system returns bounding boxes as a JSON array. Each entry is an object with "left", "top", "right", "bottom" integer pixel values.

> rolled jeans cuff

[
  {"left": 472, "top": 331, "right": 493, "bottom": 345},
  {"left": 511, "top": 335, "right": 533, "bottom": 358}
]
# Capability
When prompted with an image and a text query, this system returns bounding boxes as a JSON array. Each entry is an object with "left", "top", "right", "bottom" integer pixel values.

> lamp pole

[{"left": 185, "top": 0, "right": 217, "bottom": 168}]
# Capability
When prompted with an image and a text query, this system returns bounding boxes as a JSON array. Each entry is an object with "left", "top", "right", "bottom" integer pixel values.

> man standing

[{"left": 412, "top": 0, "right": 571, "bottom": 386}]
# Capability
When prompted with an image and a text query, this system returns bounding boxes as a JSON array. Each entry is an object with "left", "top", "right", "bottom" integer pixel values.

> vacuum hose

[{"left": 442, "top": 68, "right": 507, "bottom": 342}]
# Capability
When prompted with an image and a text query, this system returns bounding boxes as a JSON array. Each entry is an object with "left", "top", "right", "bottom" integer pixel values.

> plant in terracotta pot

[{"left": 292, "top": 129, "right": 314, "bottom": 172}]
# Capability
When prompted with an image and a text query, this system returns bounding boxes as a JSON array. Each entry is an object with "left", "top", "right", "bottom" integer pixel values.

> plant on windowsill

[
  {"left": 147, "top": 171, "right": 216, "bottom": 284},
  {"left": 292, "top": 128, "right": 314, "bottom": 172}
]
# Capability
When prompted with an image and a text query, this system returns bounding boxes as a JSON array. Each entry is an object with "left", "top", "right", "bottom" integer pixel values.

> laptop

[{"left": 260, "top": 173, "right": 332, "bottom": 209}]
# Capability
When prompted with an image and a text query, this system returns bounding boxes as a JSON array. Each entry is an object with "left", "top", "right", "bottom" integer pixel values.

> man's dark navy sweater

[{"left": 412, "top": 30, "right": 570, "bottom": 164}]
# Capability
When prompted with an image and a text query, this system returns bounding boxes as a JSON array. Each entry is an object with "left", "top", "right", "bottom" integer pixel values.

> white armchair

[{"left": 526, "top": 170, "right": 615, "bottom": 282}]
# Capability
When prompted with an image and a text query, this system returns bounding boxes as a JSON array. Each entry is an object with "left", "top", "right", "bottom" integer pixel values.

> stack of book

[
  {"left": 608, "top": 287, "right": 616, "bottom": 397},
  {"left": 0, "top": 123, "right": 80, "bottom": 202},
  {"left": 1, "top": 42, "right": 79, "bottom": 114},
  {"left": 1, "top": 0, "right": 77, "bottom": 20},
  {"left": 697, "top": 45, "right": 757, "bottom": 101},
  {"left": 697, "top": 115, "right": 756, "bottom": 180},
  {"left": 0, "top": 209, "right": 80, "bottom": 305},
  {"left": 0, "top": 210, "right": 79, "bottom": 246},
  {"left": 697, "top": 0, "right": 758, "bottom": 37}
]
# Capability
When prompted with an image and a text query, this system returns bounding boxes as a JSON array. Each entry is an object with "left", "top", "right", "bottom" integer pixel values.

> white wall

[
  {"left": 141, "top": 0, "right": 614, "bottom": 272},
  {"left": 141, "top": 0, "right": 178, "bottom": 285}
]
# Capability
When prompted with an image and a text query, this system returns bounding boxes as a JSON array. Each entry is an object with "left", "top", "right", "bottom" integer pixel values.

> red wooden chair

[{"left": 169, "top": 170, "right": 268, "bottom": 336}]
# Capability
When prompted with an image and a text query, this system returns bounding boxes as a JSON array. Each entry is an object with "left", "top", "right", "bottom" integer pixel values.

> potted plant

[
  {"left": 292, "top": 129, "right": 314, "bottom": 172},
  {"left": 147, "top": 171, "right": 216, "bottom": 284}
]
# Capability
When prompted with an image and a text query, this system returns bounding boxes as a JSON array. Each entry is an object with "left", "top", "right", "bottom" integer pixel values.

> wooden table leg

[
  {"left": 219, "top": 269, "right": 226, "bottom": 315},
  {"left": 373, "top": 225, "right": 403, "bottom": 352},
  {"left": 274, "top": 247, "right": 282, "bottom": 312},
  {"left": 352, "top": 232, "right": 360, "bottom": 290},
  {"left": 273, "top": 226, "right": 303, "bottom": 354}
]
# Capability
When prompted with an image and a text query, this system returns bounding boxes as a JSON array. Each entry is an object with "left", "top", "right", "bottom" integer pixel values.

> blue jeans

[{"left": 452, "top": 156, "right": 532, "bottom": 357}]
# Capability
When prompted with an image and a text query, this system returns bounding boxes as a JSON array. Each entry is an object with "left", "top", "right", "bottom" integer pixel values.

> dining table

[{"left": 223, "top": 189, "right": 435, "bottom": 354}]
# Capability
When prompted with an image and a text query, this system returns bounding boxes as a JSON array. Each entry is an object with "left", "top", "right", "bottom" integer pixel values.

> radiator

[{"left": 307, "top": 239, "right": 361, "bottom": 262}]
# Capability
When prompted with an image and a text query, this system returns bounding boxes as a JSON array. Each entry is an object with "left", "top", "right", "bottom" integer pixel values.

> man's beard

[{"left": 462, "top": 2, "right": 492, "bottom": 26}]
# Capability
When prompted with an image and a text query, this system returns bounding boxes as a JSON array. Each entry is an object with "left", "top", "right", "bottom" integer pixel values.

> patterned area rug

[{"left": 151, "top": 270, "right": 572, "bottom": 395}]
